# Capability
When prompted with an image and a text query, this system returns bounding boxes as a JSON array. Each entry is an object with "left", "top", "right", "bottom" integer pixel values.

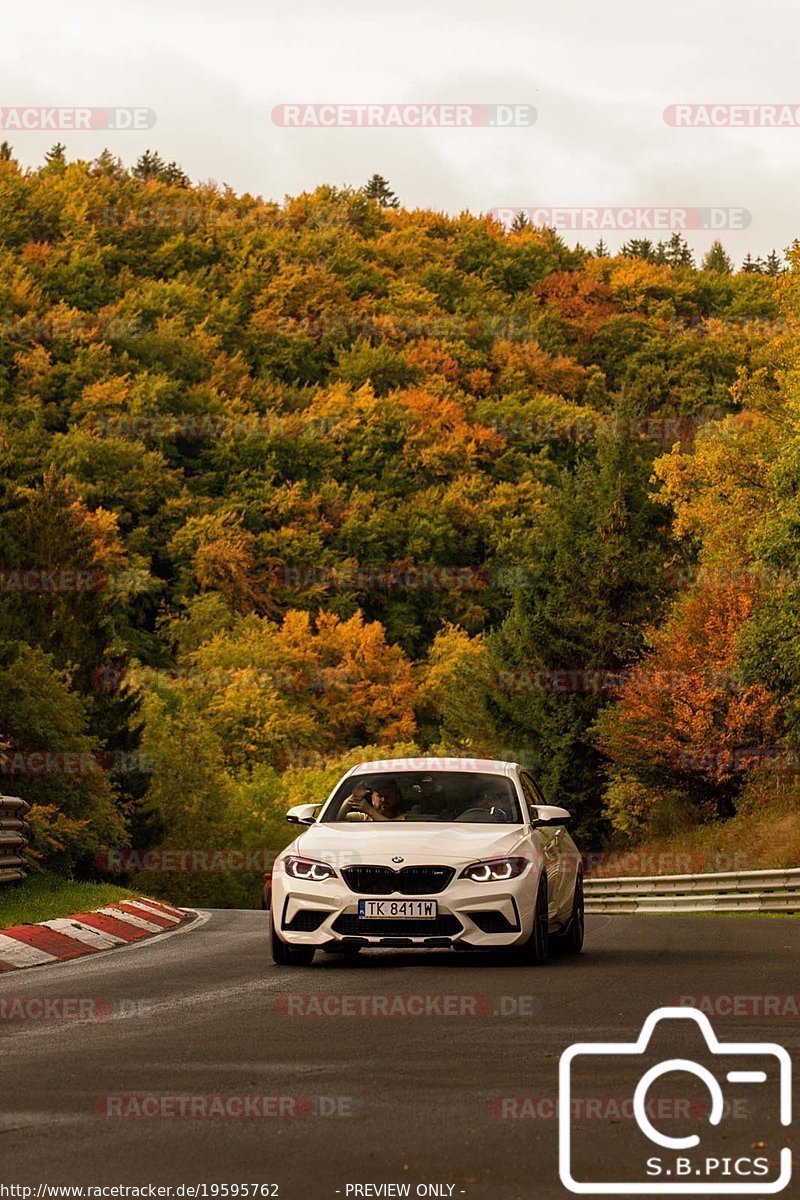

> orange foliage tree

[{"left": 595, "top": 580, "right": 780, "bottom": 836}]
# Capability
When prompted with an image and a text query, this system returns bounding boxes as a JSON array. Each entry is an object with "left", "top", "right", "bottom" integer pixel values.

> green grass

[{"left": 0, "top": 873, "right": 139, "bottom": 929}]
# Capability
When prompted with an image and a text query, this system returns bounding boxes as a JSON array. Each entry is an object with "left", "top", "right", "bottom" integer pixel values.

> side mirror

[
  {"left": 533, "top": 804, "right": 571, "bottom": 828},
  {"left": 286, "top": 803, "right": 320, "bottom": 826}
]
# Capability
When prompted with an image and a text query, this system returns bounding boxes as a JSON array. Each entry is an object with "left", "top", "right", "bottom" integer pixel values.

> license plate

[{"left": 358, "top": 900, "right": 438, "bottom": 919}]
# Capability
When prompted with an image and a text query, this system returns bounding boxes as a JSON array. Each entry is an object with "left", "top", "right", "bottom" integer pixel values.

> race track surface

[{"left": 1, "top": 910, "right": 797, "bottom": 1199}]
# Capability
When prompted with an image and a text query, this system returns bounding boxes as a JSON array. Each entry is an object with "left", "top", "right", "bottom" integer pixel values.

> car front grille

[
  {"left": 341, "top": 865, "right": 455, "bottom": 895},
  {"left": 331, "top": 913, "right": 463, "bottom": 938}
]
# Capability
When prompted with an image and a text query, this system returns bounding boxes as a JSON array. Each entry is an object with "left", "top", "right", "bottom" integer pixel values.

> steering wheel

[{"left": 456, "top": 806, "right": 503, "bottom": 822}]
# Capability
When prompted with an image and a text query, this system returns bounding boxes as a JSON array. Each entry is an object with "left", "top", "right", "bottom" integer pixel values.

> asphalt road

[{"left": 1, "top": 911, "right": 798, "bottom": 1199}]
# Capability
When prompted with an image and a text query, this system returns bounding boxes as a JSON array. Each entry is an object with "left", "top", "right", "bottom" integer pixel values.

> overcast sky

[{"left": 4, "top": 0, "right": 799, "bottom": 261}]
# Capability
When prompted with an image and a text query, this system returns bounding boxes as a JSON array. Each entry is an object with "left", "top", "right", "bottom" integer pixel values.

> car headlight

[
  {"left": 283, "top": 855, "right": 337, "bottom": 882},
  {"left": 459, "top": 856, "right": 529, "bottom": 883}
]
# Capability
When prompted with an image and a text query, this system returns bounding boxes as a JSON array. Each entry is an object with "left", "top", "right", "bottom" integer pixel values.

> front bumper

[{"left": 271, "top": 869, "right": 538, "bottom": 950}]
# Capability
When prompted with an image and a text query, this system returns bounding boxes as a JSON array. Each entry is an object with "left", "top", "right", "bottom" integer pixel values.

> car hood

[{"left": 284, "top": 822, "right": 529, "bottom": 869}]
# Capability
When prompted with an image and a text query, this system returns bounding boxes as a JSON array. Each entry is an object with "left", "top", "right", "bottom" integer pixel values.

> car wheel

[
  {"left": 270, "top": 911, "right": 315, "bottom": 966},
  {"left": 518, "top": 873, "right": 549, "bottom": 966},
  {"left": 558, "top": 872, "right": 585, "bottom": 955}
]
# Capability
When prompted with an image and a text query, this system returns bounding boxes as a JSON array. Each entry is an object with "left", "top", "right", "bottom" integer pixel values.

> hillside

[{"left": 0, "top": 148, "right": 796, "bottom": 903}]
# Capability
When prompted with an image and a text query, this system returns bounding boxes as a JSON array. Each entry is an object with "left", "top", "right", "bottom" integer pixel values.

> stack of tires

[{"left": 0, "top": 795, "right": 30, "bottom": 886}]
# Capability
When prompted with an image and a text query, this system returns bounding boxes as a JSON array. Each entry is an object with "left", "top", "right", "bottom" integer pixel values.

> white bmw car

[{"left": 269, "top": 757, "right": 584, "bottom": 966}]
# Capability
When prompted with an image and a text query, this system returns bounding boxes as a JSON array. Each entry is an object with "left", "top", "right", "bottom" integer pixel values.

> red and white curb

[{"left": 0, "top": 898, "right": 191, "bottom": 971}]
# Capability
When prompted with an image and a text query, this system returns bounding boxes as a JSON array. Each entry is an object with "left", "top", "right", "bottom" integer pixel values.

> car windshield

[{"left": 322, "top": 771, "right": 522, "bottom": 824}]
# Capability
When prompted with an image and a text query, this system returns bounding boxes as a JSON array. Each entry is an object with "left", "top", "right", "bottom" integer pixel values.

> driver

[{"left": 349, "top": 779, "right": 403, "bottom": 822}]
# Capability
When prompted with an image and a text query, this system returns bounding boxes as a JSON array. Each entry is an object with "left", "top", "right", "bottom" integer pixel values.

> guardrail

[
  {"left": 0, "top": 795, "right": 30, "bottom": 885},
  {"left": 584, "top": 867, "right": 800, "bottom": 914}
]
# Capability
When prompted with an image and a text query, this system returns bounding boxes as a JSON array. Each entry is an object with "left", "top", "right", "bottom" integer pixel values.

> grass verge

[
  {"left": 0, "top": 873, "right": 139, "bottom": 929},
  {"left": 593, "top": 810, "right": 800, "bottom": 877}
]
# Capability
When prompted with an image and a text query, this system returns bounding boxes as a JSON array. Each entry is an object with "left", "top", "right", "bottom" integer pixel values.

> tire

[
  {"left": 270, "top": 911, "right": 315, "bottom": 966},
  {"left": 518, "top": 873, "right": 549, "bottom": 966},
  {"left": 558, "top": 872, "right": 585, "bottom": 955}
]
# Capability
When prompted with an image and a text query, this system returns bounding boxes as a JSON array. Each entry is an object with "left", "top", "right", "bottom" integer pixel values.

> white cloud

[{"left": 2, "top": 0, "right": 797, "bottom": 261}]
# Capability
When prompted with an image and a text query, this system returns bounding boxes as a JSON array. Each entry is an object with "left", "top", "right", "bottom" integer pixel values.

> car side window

[
  {"left": 521, "top": 771, "right": 550, "bottom": 820},
  {"left": 518, "top": 772, "right": 539, "bottom": 821},
  {"left": 526, "top": 772, "right": 547, "bottom": 807}
]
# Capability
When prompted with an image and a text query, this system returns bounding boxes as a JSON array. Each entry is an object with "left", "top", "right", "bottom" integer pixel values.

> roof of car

[{"left": 347, "top": 757, "right": 519, "bottom": 777}]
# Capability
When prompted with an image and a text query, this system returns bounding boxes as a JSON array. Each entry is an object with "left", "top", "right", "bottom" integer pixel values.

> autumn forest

[{"left": 2, "top": 147, "right": 799, "bottom": 904}]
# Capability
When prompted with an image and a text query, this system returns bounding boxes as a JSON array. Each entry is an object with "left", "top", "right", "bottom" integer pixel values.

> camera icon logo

[{"left": 559, "top": 1006, "right": 792, "bottom": 1195}]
